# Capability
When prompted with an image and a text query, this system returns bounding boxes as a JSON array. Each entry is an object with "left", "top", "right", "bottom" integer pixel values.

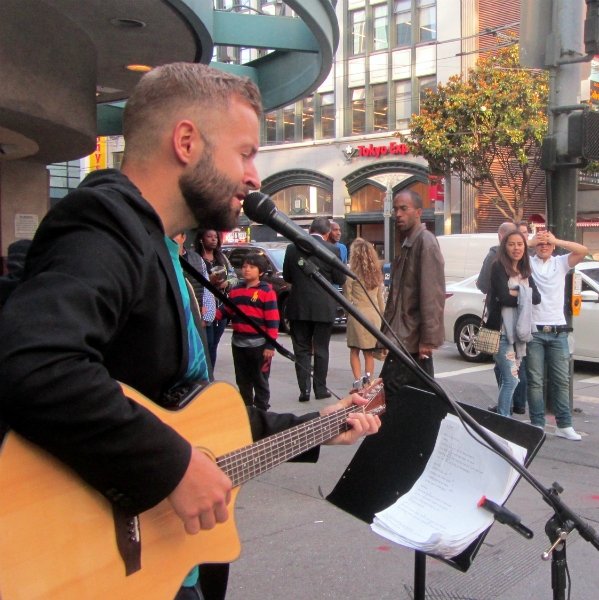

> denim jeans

[
  {"left": 494, "top": 335, "right": 520, "bottom": 417},
  {"left": 526, "top": 331, "right": 572, "bottom": 428},
  {"left": 493, "top": 355, "right": 527, "bottom": 410},
  {"left": 205, "top": 318, "right": 227, "bottom": 369}
]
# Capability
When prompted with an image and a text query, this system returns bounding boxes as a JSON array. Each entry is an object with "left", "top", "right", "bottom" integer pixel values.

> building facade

[{"left": 251, "top": 0, "right": 462, "bottom": 259}]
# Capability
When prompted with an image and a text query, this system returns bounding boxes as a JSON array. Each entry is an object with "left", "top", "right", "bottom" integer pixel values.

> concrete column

[{"left": 0, "top": 161, "right": 49, "bottom": 258}]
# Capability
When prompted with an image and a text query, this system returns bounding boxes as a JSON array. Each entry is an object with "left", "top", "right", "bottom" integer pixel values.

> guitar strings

[{"left": 145, "top": 385, "right": 383, "bottom": 525}]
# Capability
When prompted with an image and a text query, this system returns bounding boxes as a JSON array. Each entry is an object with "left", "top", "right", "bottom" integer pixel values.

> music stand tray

[{"left": 326, "top": 386, "right": 545, "bottom": 572}]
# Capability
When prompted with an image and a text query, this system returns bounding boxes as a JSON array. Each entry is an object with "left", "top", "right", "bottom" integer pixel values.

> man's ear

[{"left": 172, "top": 120, "right": 204, "bottom": 166}]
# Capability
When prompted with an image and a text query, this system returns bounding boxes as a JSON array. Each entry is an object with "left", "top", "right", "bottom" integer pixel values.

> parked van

[
  {"left": 382, "top": 233, "right": 497, "bottom": 289},
  {"left": 437, "top": 233, "right": 497, "bottom": 283}
]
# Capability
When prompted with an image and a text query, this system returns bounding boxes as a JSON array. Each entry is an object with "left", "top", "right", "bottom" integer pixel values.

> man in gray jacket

[{"left": 380, "top": 190, "right": 445, "bottom": 387}]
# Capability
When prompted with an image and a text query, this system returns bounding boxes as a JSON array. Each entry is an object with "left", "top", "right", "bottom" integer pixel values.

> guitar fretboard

[{"left": 216, "top": 384, "right": 383, "bottom": 487}]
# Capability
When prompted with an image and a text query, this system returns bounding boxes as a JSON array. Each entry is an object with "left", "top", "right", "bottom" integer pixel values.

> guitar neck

[{"left": 216, "top": 407, "right": 355, "bottom": 487}]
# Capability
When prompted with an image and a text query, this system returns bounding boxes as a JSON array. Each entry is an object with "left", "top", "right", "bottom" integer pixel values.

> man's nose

[{"left": 244, "top": 163, "right": 261, "bottom": 190}]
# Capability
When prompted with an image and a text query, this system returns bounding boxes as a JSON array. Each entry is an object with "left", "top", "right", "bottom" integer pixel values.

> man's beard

[{"left": 179, "top": 148, "right": 243, "bottom": 231}]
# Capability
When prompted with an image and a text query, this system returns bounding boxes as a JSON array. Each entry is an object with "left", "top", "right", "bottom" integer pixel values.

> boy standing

[{"left": 216, "top": 253, "right": 279, "bottom": 410}]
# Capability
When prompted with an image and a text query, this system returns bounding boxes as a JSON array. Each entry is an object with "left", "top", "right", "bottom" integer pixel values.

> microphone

[{"left": 243, "top": 192, "right": 356, "bottom": 280}]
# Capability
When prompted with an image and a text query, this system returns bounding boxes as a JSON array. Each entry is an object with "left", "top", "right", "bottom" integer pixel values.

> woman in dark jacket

[
  {"left": 486, "top": 230, "right": 541, "bottom": 417},
  {"left": 194, "top": 229, "right": 237, "bottom": 369}
]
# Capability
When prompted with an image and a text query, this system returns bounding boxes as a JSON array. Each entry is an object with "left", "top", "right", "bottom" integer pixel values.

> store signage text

[
  {"left": 591, "top": 80, "right": 599, "bottom": 105},
  {"left": 357, "top": 142, "right": 409, "bottom": 158}
]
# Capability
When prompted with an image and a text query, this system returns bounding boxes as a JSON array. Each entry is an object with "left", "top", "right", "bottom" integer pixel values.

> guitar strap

[{"left": 179, "top": 257, "right": 296, "bottom": 363}]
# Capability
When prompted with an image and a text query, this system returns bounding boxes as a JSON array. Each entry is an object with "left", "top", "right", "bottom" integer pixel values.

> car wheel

[
  {"left": 279, "top": 296, "right": 290, "bottom": 334},
  {"left": 455, "top": 316, "right": 486, "bottom": 362}
]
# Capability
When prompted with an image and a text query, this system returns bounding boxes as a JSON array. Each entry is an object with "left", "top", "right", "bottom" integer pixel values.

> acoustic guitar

[{"left": 0, "top": 380, "right": 385, "bottom": 600}]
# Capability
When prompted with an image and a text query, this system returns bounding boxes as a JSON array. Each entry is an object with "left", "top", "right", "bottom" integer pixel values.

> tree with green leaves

[{"left": 402, "top": 46, "right": 549, "bottom": 221}]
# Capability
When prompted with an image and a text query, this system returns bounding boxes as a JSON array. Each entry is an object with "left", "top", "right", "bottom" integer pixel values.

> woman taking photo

[
  {"left": 194, "top": 229, "right": 237, "bottom": 369},
  {"left": 486, "top": 230, "right": 541, "bottom": 418},
  {"left": 343, "top": 238, "right": 386, "bottom": 386}
]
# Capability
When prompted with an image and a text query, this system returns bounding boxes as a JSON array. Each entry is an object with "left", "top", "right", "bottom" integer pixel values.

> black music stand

[{"left": 327, "top": 386, "right": 545, "bottom": 596}]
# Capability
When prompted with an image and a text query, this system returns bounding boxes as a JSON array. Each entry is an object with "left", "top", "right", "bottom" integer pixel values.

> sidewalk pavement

[{"left": 211, "top": 330, "right": 599, "bottom": 600}]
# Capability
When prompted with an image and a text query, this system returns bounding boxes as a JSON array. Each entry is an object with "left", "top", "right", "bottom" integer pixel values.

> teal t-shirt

[
  {"left": 166, "top": 237, "right": 207, "bottom": 588},
  {"left": 165, "top": 237, "right": 209, "bottom": 385}
]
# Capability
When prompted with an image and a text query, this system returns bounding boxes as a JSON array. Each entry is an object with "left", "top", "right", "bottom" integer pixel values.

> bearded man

[
  {"left": 380, "top": 190, "right": 445, "bottom": 390},
  {"left": 0, "top": 64, "right": 379, "bottom": 600}
]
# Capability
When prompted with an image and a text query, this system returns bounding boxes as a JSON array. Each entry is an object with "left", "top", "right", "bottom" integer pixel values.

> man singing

[{"left": 0, "top": 64, "right": 379, "bottom": 599}]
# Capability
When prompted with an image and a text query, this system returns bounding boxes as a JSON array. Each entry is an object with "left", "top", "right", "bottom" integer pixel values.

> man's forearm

[{"left": 554, "top": 238, "right": 588, "bottom": 258}]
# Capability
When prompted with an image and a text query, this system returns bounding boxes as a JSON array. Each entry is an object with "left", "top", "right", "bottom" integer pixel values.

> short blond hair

[{"left": 122, "top": 63, "right": 262, "bottom": 157}]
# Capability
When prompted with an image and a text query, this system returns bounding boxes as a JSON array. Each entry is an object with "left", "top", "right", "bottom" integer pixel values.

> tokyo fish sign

[{"left": 357, "top": 142, "right": 410, "bottom": 158}]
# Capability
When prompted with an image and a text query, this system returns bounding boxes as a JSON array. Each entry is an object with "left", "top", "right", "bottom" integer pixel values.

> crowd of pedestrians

[{"left": 175, "top": 196, "right": 586, "bottom": 443}]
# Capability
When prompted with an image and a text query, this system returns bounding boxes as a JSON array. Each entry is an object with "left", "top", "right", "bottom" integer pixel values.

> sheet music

[{"left": 372, "top": 414, "right": 527, "bottom": 558}]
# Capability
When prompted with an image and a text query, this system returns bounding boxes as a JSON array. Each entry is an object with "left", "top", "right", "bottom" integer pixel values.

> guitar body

[{"left": 0, "top": 381, "right": 252, "bottom": 600}]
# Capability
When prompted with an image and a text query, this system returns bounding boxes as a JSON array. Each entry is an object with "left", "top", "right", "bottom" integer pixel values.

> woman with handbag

[
  {"left": 485, "top": 230, "right": 541, "bottom": 417},
  {"left": 343, "top": 238, "right": 386, "bottom": 387},
  {"left": 195, "top": 229, "right": 238, "bottom": 369}
]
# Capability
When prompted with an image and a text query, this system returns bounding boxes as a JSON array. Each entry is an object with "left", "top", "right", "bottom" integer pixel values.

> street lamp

[{"left": 383, "top": 177, "right": 393, "bottom": 263}]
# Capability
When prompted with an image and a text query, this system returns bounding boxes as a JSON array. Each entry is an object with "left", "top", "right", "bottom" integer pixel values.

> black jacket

[
  {"left": 486, "top": 261, "right": 541, "bottom": 330},
  {"left": 476, "top": 246, "right": 498, "bottom": 294},
  {"left": 282, "top": 236, "right": 346, "bottom": 322},
  {"left": 0, "top": 169, "right": 317, "bottom": 515}
]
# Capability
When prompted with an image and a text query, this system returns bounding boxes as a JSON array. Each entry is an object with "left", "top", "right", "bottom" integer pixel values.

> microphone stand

[{"left": 296, "top": 256, "right": 599, "bottom": 599}]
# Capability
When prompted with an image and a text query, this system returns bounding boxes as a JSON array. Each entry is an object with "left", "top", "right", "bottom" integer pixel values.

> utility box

[{"left": 568, "top": 111, "right": 599, "bottom": 160}]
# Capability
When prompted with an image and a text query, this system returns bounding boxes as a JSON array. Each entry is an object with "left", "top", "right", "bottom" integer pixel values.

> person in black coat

[
  {"left": 283, "top": 217, "right": 347, "bottom": 401},
  {"left": 484, "top": 231, "right": 541, "bottom": 418}
]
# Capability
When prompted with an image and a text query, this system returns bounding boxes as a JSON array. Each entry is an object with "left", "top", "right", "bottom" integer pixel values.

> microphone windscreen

[{"left": 243, "top": 192, "right": 276, "bottom": 224}]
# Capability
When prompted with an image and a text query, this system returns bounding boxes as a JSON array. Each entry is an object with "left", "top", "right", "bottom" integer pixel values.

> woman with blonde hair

[{"left": 343, "top": 238, "right": 386, "bottom": 384}]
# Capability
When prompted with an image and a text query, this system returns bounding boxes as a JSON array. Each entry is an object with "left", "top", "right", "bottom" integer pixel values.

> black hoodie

[{"left": 0, "top": 169, "right": 318, "bottom": 515}]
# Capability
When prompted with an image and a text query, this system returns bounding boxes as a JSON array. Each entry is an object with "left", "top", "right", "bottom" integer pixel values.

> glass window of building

[
  {"left": 283, "top": 104, "right": 295, "bottom": 142},
  {"left": 264, "top": 111, "right": 277, "bottom": 144},
  {"left": 350, "top": 184, "right": 386, "bottom": 212},
  {"left": 320, "top": 93, "right": 335, "bottom": 138},
  {"left": 302, "top": 96, "right": 314, "bottom": 141},
  {"left": 351, "top": 88, "right": 366, "bottom": 134},
  {"left": 418, "top": 0, "right": 436, "bottom": 42},
  {"left": 394, "top": 0, "right": 412, "bottom": 47},
  {"left": 373, "top": 5, "right": 389, "bottom": 51},
  {"left": 239, "top": 47, "right": 252, "bottom": 64},
  {"left": 271, "top": 185, "right": 332, "bottom": 215},
  {"left": 112, "top": 151, "right": 124, "bottom": 170},
  {"left": 350, "top": 9, "right": 366, "bottom": 55},
  {"left": 419, "top": 76, "right": 437, "bottom": 108},
  {"left": 396, "top": 80, "right": 412, "bottom": 129},
  {"left": 372, "top": 84, "right": 389, "bottom": 132}
]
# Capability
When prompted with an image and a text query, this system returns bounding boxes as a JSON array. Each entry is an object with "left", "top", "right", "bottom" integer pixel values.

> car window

[
  {"left": 581, "top": 268, "right": 599, "bottom": 287},
  {"left": 266, "top": 249, "right": 286, "bottom": 271},
  {"left": 228, "top": 249, "right": 250, "bottom": 270}
]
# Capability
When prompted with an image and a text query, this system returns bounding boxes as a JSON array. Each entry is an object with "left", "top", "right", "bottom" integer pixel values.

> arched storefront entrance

[
  {"left": 343, "top": 161, "right": 432, "bottom": 259},
  {"left": 249, "top": 169, "right": 334, "bottom": 241}
]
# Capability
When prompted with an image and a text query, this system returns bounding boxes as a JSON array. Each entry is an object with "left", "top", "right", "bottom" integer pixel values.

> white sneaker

[{"left": 555, "top": 427, "right": 582, "bottom": 441}]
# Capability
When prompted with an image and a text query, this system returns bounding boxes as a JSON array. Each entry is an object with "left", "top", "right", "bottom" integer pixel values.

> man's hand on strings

[{"left": 321, "top": 394, "right": 381, "bottom": 446}]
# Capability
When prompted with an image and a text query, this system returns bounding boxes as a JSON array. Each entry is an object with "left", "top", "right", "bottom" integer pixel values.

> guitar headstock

[{"left": 354, "top": 378, "right": 386, "bottom": 417}]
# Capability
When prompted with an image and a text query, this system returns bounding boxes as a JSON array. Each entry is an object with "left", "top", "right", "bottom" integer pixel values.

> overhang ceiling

[{"left": 44, "top": 0, "right": 204, "bottom": 104}]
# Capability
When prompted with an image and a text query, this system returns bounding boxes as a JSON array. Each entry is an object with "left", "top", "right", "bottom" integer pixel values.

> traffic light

[{"left": 568, "top": 110, "right": 599, "bottom": 160}]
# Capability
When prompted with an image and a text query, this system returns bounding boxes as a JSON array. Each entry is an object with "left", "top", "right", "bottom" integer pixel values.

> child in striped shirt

[{"left": 216, "top": 253, "right": 279, "bottom": 410}]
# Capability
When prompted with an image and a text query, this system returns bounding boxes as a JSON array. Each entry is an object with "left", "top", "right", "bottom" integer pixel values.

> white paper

[{"left": 372, "top": 414, "right": 527, "bottom": 559}]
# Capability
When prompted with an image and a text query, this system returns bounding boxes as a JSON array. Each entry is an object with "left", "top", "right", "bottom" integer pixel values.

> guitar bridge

[{"left": 112, "top": 508, "right": 142, "bottom": 576}]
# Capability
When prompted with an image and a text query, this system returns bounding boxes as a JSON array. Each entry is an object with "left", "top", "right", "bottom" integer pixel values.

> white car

[{"left": 445, "top": 262, "right": 599, "bottom": 363}]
